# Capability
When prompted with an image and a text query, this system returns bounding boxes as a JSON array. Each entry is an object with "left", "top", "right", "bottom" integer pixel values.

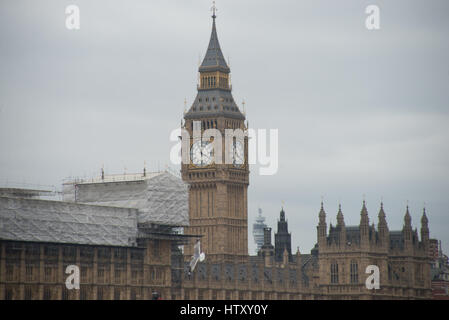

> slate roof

[
  {"left": 184, "top": 15, "right": 245, "bottom": 121},
  {"left": 184, "top": 89, "right": 245, "bottom": 120},
  {"left": 199, "top": 16, "right": 230, "bottom": 73},
  {"left": 327, "top": 224, "right": 409, "bottom": 249}
]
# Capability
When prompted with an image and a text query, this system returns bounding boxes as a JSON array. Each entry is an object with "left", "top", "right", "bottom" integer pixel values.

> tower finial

[{"left": 211, "top": 1, "right": 217, "bottom": 19}]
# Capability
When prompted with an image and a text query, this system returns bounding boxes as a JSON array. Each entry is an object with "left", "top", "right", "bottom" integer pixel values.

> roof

[
  {"left": 0, "top": 188, "right": 54, "bottom": 199},
  {"left": 63, "top": 171, "right": 189, "bottom": 227},
  {"left": 0, "top": 196, "right": 138, "bottom": 247},
  {"left": 184, "top": 89, "right": 245, "bottom": 120},
  {"left": 199, "top": 16, "right": 229, "bottom": 73},
  {"left": 328, "top": 225, "right": 408, "bottom": 248}
]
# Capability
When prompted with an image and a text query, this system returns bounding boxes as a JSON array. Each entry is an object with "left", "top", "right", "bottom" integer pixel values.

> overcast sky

[{"left": 1, "top": 0, "right": 448, "bottom": 254}]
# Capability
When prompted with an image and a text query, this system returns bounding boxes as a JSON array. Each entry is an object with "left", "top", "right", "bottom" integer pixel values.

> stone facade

[
  {"left": 314, "top": 202, "right": 431, "bottom": 299},
  {"left": 0, "top": 239, "right": 172, "bottom": 300}
]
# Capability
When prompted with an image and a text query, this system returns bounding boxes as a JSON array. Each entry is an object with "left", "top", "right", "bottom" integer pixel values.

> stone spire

[
  {"left": 317, "top": 201, "right": 327, "bottom": 247},
  {"left": 360, "top": 200, "right": 370, "bottom": 245},
  {"left": 404, "top": 205, "right": 412, "bottom": 227},
  {"left": 184, "top": 6, "right": 244, "bottom": 119},
  {"left": 421, "top": 207, "right": 430, "bottom": 244},
  {"left": 378, "top": 201, "right": 386, "bottom": 220},
  {"left": 378, "top": 202, "right": 389, "bottom": 246},
  {"left": 360, "top": 200, "right": 369, "bottom": 225},
  {"left": 199, "top": 5, "right": 230, "bottom": 73},
  {"left": 336, "top": 204, "right": 346, "bottom": 247},
  {"left": 403, "top": 205, "right": 413, "bottom": 246},
  {"left": 336, "top": 204, "right": 345, "bottom": 226},
  {"left": 319, "top": 201, "right": 326, "bottom": 224}
]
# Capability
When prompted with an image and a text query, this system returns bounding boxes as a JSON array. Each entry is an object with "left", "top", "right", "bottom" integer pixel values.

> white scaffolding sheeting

[
  {"left": 63, "top": 171, "right": 189, "bottom": 227},
  {"left": 139, "top": 171, "right": 188, "bottom": 227},
  {"left": 0, "top": 197, "right": 138, "bottom": 247}
]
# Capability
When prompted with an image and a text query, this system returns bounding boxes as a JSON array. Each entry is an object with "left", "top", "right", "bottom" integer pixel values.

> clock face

[
  {"left": 190, "top": 141, "right": 213, "bottom": 167},
  {"left": 232, "top": 141, "right": 244, "bottom": 167}
]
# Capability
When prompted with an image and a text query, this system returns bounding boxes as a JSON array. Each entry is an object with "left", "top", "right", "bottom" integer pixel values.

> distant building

[{"left": 253, "top": 208, "right": 267, "bottom": 254}]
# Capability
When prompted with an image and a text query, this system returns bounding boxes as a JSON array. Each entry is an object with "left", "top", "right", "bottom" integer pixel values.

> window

[
  {"left": 350, "top": 260, "right": 359, "bottom": 284},
  {"left": 43, "top": 287, "right": 51, "bottom": 300},
  {"left": 44, "top": 245, "right": 59, "bottom": 257},
  {"left": 131, "top": 288, "right": 137, "bottom": 300},
  {"left": 62, "top": 289, "right": 69, "bottom": 300},
  {"left": 114, "top": 288, "right": 121, "bottom": 300},
  {"left": 80, "top": 287, "right": 87, "bottom": 300},
  {"left": 97, "top": 287, "right": 104, "bottom": 300},
  {"left": 97, "top": 265, "right": 105, "bottom": 281},
  {"left": 25, "top": 286, "right": 32, "bottom": 300},
  {"left": 5, "top": 288, "right": 13, "bottom": 300},
  {"left": 26, "top": 265, "right": 33, "bottom": 281},
  {"left": 114, "top": 248, "right": 126, "bottom": 261},
  {"left": 331, "top": 262, "right": 339, "bottom": 284},
  {"left": 115, "top": 269, "right": 121, "bottom": 283},
  {"left": 97, "top": 248, "right": 111, "bottom": 260},
  {"left": 6, "top": 264, "right": 14, "bottom": 281},
  {"left": 153, "top": 240, "right": 160, "bottom": 258},
  {"left": 44, "top": 266, "right": 52, "bottom": 281}
]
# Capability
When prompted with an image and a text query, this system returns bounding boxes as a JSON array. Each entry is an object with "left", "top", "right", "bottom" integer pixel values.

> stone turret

[
  {"left": 317, "top": 202, "right": 327, "bottom": 249},
  {"left": 336, "top": 204, "right": 346, "bottom": 246},
  {"left": 378, "top": 202, "right": 389, "bottom": 247},
  {"left": 360, "top": 200, "right": 370, "bottom": 247}
]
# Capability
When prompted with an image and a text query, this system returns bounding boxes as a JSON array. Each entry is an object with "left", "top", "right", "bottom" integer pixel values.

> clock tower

[{"left": 181, "top": 9, "right": 249, "bottom": 263}]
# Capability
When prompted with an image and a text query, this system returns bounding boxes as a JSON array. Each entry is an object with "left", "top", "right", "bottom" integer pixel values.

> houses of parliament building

[{"left": 0, "top": 9, "right": 432, "bottom": 300}]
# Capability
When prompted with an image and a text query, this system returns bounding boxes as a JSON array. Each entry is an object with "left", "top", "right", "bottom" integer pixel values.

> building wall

[
  {"left": 0, "top": 239, "right": 172, "bottom": 300},
  {"left": 176, "top": 255, "right": 314, "bottom": 300},
  {"left": 316, "top": 241, "right": 432, "bottom": 299}
]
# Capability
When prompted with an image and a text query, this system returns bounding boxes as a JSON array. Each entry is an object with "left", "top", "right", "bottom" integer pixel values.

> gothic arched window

[
  {"left": 350, "top": 260, "right": 359, "bottom": 284},
  {"left": 331, "top": 262, "right": 339, "bottom": 284}
]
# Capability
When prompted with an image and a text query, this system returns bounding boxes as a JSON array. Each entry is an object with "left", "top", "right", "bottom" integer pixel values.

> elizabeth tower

[{"left": 181, "top": 9, "right": 249, "bottom": 263}]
